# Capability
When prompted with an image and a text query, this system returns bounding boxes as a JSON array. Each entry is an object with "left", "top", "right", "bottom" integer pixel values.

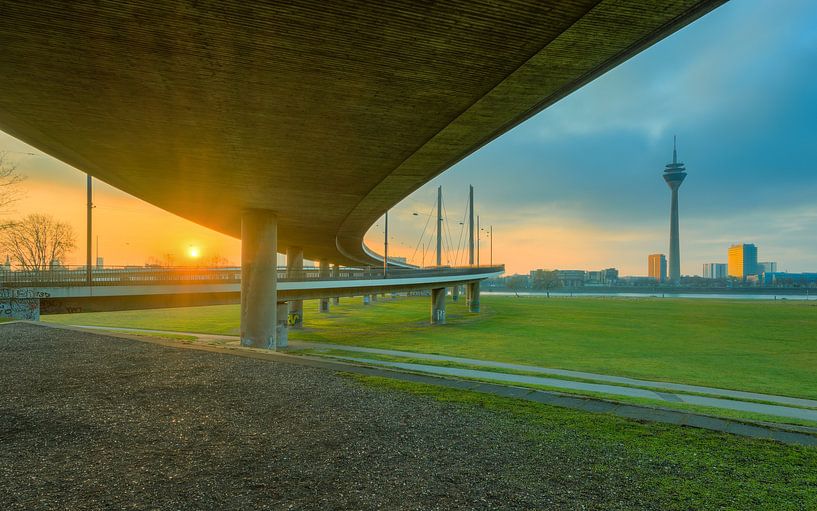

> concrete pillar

[
  {"left": 276, "top": 302, "right": 288, "bottom": 348},
  {"left": 431, "top": 287, "right": 446, "bottom": 324},
  {"left": 467, "top": 282, "right": 480, "bottom": 313},
  {"left": 332, "top": 264, "right": 340, "bottom": 305},
  {"left": 319, "top": 259, "right": 330, "bottom": 312},
  {"left": 240, "top": 209, "right": 278, "bottom": 349},
  {"left": 452, "top": 285, "right": 460, "bottom": 302},
  {"left": 286, "top": 246, "right": 304, "bottom": 328}
]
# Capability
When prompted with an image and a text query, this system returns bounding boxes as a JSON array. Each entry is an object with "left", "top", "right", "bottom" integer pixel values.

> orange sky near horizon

[{"left": 3, "top": 131, "right": 665, "bottom": 275}]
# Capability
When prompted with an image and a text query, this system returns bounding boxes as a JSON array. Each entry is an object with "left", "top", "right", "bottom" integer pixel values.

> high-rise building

[
  {"left": 728, "top": 244, "right": 758, "bottom": 279},
  {"left": 702, "top": 263, "right": 727, "bottom": 279},
  {"left": 648, "top": 254, "right": 667, "bottom": 283},
  {"left": 757, "top": 261, "right": 777, "bottom": 274},
  {"left": 663, "top": 137, "right": 687, "bottom": 285}
]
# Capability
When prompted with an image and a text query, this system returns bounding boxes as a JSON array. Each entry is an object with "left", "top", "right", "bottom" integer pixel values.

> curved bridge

[{"left": 0, "top": 1, "right": 725, "bottom": 346}]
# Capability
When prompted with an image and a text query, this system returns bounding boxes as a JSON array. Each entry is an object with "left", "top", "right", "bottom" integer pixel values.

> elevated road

[
  {"left": 0, "top": 0, "right": 724, "bottom": 265},
  {"left": 0, "top": 1, "right": 725, "bottom": 346}
]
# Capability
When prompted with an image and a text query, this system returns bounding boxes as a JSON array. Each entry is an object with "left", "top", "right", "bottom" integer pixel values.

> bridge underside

[
  {"left": 0, "top": 1, "right": 725, "bottom": 346},
  {"left": 0, "top": 0, "right": 723, "bottom": 266}
]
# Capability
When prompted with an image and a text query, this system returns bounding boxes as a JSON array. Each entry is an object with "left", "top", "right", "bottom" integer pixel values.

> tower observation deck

[{"left": 663, "top": 137, "right": 687, "bottom": 284}]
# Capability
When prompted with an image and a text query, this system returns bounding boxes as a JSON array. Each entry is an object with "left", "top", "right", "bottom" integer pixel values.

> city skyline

[{"left": 1, "top": 0, "right": 816, "bottom": 275}]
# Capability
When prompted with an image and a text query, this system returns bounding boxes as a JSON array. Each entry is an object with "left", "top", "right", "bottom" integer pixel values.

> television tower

[{"left": 663, "top": 136, "right": 687, "bottom": 285}]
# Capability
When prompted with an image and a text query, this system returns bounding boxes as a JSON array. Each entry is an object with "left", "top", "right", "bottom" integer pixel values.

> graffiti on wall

[
  {"left": 0, "top": 288, "right": 51, "bottom": 299},
  {"left": 0, "top": 299, "right": 41, "bottom": 320}
]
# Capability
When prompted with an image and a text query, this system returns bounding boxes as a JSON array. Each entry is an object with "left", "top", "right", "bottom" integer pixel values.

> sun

[{"left": 188, "top": 246, "right": 201, "bottom": 259}]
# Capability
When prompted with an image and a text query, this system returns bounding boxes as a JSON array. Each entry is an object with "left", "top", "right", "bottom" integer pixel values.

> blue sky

[
  {"left": 377, "top": 0, "right": 817, "bottom": 274},
  {"left": 3, "top": 1, "right": 816, "bottom": 275}
]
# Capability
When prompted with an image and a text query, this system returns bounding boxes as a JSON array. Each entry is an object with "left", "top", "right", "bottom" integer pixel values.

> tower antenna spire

[{"left": 673, "top": 135, "right": 677, "bottom": 164}]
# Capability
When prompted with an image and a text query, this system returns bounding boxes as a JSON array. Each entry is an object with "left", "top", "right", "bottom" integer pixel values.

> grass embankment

[
  {"left": 44, "top": 295, "right": 817, "bottom": 400},
  {"left": 349, "top": 374, "right": 817, "bottom": 510}
]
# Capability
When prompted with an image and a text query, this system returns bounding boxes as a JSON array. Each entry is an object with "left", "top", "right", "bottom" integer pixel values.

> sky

[{"left": 2, "top": 0, "right": 816, "bottom": 275}]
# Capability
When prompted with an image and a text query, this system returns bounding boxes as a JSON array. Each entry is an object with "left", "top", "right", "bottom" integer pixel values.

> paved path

[
  {"left": 61, "top": 324, "right": 817, "bottom": 423},
  {"left": 330, "top": 357, "right": 817, "bottom": 422}
]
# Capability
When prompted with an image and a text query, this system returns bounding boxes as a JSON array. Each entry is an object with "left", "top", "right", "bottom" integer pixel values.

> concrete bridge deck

[{"left": 1, "top": 266, "right": 504, "bottom": 337}]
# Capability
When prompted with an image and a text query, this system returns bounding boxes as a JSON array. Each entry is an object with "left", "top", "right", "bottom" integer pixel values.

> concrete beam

[
  {"left": 431, "top": 287, "right": 446, "bottom": 325},
  {"left": 286, "top": 246, "right": 304, "bottom": 328},
  {"left": 240, "top": 209, "right": 278, "bottom": 349}
]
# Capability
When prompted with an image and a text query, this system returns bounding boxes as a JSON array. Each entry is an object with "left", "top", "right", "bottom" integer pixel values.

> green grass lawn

[{"left": 43, "top": 295, "right": 817, "bottom": 400}]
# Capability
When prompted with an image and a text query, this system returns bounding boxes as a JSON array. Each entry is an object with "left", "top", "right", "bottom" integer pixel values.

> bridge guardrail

[{"left": 0, "top": 265, "right": 504, "bottom": 288}]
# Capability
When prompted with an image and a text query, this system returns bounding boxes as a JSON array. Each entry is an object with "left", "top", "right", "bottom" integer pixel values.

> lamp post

[
  {"left": 383, "top": 210, "right": 388, "bottom": 277},
  {"left": 86, "top": 174, "right": 93, "bottom": 285},
  {"left": 476, "top": 215, "right": 480, "bottom": 267}
]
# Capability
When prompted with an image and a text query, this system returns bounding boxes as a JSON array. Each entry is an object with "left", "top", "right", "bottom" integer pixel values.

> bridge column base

[
  {"left": 332, "top": 264, "right": 340, "bottom": 305},
  {"left": 431, "top": 288, "right": 446, "bottom": 325},
  {"left": 452, "top": 285, "right": 460, "bottom": 302},
  {"left": 276, "top": 302, "right": 288, "bottom": 348},
  {"left": 240, "top": 209, "right": 278, "bottom": 349},
  {"left": 467, "top": 282, "right": 480, "bottom": 313},
  {"left": 286, "top": 246, "right": 304, "bottom": 328},
  {"left": 319, "top": 260, "right": 330, "bottom": 313}
]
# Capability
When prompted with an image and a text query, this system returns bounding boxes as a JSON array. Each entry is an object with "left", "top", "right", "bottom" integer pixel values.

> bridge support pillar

[
  {"left": 452, "top": 285, "right": 460, "bottom": 302},
  {"left": 276, "top": 302, "right": 288, "bottom": 348},
  {"left": 332, "top": 264, "right": 340, "bottom": 305},
  {"left": 286, "top": 246, "right": 304, "bottom": 328},
  {"left": 240, "top": 209, "right": 278, "bottom": 349},
  {"left": 467, "top": 282, "right": 480, "bottom": 313},
  {"left": 431, "top": 287, "right": 446, "bottom": 325},
  {"left": 319, "top": 259, "right": 330, "bottom": 313}
]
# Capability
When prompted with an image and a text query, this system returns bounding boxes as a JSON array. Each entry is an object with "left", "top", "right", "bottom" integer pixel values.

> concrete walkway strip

[
  {"left": 329, "top": 356, "right": 817, "bottom": 423},
  {"left": 29, "top": 322, "right": 817, "bottom": 447},
  {"left": 303, "top": 342, "right": 817, "bottom": 410}
]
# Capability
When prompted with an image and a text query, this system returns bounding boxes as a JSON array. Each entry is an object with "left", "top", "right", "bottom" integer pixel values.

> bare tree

[
  {"left": 504, "top": 275, "right": 529, "bottom": 297},
  {"left": 531, "top": 269, "right": 562, "bottom": 298},
  {"left": 0, "top": 151, "right": 25, "bottom": 216},
  {"left": 1, "top": 214, "right": 76, "bottom": 271}
]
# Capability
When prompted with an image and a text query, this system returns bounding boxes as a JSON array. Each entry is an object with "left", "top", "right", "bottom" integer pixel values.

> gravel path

[{"left": 1, "top": 323, "right": 665, "bottom": 510}]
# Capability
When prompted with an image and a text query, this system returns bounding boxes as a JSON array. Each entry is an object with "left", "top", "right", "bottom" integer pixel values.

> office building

[
  {"left": 648, "top": 254, "right": 667, "bottom": 282},
  {"left": 702, "top": 263, "right": 727, "bottom": 279},
  {"left": 757, "top": 261, "right": 777, "bottom": 274},
  {"left": 728, "top": 243, "right": 758, "bottom": 279}
]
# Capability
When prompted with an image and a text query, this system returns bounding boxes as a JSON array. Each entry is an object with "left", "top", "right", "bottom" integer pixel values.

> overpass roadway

[
  {"left": 2, "top": 265, "right": 504, "bottom": 345},
  {"left": 0, "top": 1, "right": 725, "bottom": 346}
]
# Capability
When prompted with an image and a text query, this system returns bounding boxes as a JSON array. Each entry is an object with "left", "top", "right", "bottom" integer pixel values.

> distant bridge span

[{"left": 2, "top": 266, "right": 503, "bottom": 343}]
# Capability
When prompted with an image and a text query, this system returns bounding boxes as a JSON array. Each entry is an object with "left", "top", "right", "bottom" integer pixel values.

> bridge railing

[{"left": 0, "top": 264, "right": 504, "bottom": 288}]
